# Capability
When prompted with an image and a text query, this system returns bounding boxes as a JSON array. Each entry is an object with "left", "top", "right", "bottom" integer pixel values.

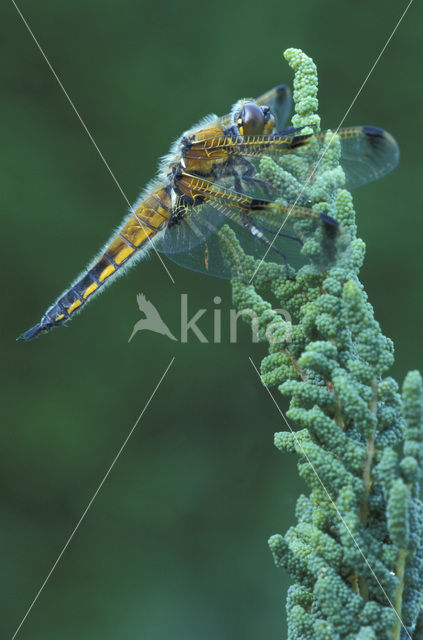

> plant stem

[{"left": 391, "top": 548, "right": 409, "bottom": 640}]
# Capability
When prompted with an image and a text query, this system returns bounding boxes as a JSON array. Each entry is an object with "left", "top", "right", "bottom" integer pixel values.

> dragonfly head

[{"left": 236, "top": 102, "right": 275, "bottom": 136}]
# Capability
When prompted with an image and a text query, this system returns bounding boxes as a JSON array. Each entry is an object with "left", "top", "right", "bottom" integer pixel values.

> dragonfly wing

[
  {"left": 185, "top": 126, "right": 400, "bottom": 184},
  {"left": 157, "top": 198, "right": 226, "bottom": 255},
  {"left": 254, "top": 84, "right": 292, "bottom": 131},
  {"left": 161, "top": 178, "right": 349, "bottom": 281},
  {"left": 156, "top": 198, "right": 236, "bottom": 278},
  {"left": 161, "top": 220, "right": 234, "bottom": 279},
  {"left": 210, "top": 195, "right": 350, "bottom": 278},
  {"left": 186, "top": 126, "right": 399, "bottom": 203},
  {"left": 335, "top": 126, "right": 400, "bottom": 190},
  {"left": 184, "top": 131, "right": 312, "bottom": 164},
  {"left": 158, "top": 200, "right": 292, "bottom": 281}
]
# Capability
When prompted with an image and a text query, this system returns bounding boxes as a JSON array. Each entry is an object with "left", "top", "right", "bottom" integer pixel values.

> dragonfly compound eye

[{"left": 237, "top": 102, "right": 266, "bottom": 136}]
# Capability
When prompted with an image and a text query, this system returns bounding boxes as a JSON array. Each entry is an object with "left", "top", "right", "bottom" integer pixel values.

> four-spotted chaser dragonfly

[{"left": 20, "top": 84, "right": 399, "bottom": 340}]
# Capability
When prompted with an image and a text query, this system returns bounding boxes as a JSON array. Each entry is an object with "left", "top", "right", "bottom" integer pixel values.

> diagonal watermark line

[
  {"left": 249, "top": 0, "right": 414, "bottom": 283},
  {"left": 11, "top": 0, "right": 175, "bottom": 285},
  {"left": 249, "top": 357, "right": 412, "bottom": 640},
  {"left": 11, "top": 356, "right": 175, "bottom": 640}
]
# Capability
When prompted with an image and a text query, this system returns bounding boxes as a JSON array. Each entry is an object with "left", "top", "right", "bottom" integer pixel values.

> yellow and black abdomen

[{"left": 20, "top": 186, "right": 171, "bottom": 341}]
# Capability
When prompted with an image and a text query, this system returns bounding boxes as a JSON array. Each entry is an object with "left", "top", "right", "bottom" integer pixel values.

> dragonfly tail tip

[{"left": 17, "top": 323, "right": 44, "bottom": 342}]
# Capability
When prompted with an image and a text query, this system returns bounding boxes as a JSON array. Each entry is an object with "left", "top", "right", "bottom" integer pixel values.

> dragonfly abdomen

[{"left": 19, "top": 186, "right": 171, "bottom": 340}]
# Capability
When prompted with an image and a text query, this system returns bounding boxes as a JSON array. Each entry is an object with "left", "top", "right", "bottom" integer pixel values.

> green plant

[{"left": 223, "top": 49, "right": 423, "bottom": 640}]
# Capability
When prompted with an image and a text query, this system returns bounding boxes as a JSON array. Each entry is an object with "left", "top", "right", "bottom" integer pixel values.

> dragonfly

[{"left": 20, "top": 84, "right": 399, "bottom": 341}]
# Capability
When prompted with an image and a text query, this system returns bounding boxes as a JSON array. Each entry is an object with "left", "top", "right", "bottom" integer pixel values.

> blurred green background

[{"left": 2, "top": 1, "right": 422, "bottom": 638}]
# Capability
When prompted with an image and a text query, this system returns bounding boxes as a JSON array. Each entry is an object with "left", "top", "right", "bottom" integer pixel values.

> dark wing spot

[
  {"left": 362, "top": 125, "right": 386, "bottom": 151},
  {"left": 362, "top": 125, "right": 384, "bottom": 137},
  {"left": 276, "top": 84, "right": 290, "bottom": 100},
  {"left": 246, "top": 198, "right": 271, "bottom": 211},
  {"left": 319, "top": 211, "right": 340, "bottom": 228}
]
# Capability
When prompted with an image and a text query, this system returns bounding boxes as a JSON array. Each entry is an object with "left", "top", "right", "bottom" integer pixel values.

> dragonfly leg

[
  {"left": 168, "top": 201, "right": 189, "bottom": 228},
  {"left": 251, "top": 222, "right": 303, "bottom": 246},
  {"left": 241, "top": 212, "right": 293, "bottom": 278},
  {"left": 242, "top": 174, "right": 279, "bottom": 196},
  {"left": 234, "top": 156, "right": 277, "bottom": 196},
  {"left": 213, "top": 156, "right": 276, "bottom": 196}
]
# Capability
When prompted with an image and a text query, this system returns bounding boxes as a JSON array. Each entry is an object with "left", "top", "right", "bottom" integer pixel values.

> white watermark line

[
  {"left": 11, "top": 0, "right": 175, "bottom": 285},
  {"left": 11, "top": 356, "right": 175, "bottom": 640},
  {"left": 248, "top": 357, "right": 411, "bottom": 640},
  {"left": 249, "top": 0, "right": 414, "bottom": 283}
]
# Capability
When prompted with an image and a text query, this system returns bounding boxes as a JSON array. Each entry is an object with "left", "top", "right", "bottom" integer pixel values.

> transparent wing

[
  {"left": 324, "top": 126, "right": 400, "bottom": 190},
  {"left": 157, "top": 204, "right": 234, "bottom": 279},
  {"left": 254, "top": 84, "right": 292, "bottom": 130},
  {"left": 158, "top": 181, "right": 349, "bottom": 282},
  {"left": 185, "top": 125, "right": 399, "bottom": 199},
  {"left": 157, "top": 198, "right": 226, "bottom": 255},
  {"left": 183, "top": 130, "right": 312, "bottom": 161}
]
